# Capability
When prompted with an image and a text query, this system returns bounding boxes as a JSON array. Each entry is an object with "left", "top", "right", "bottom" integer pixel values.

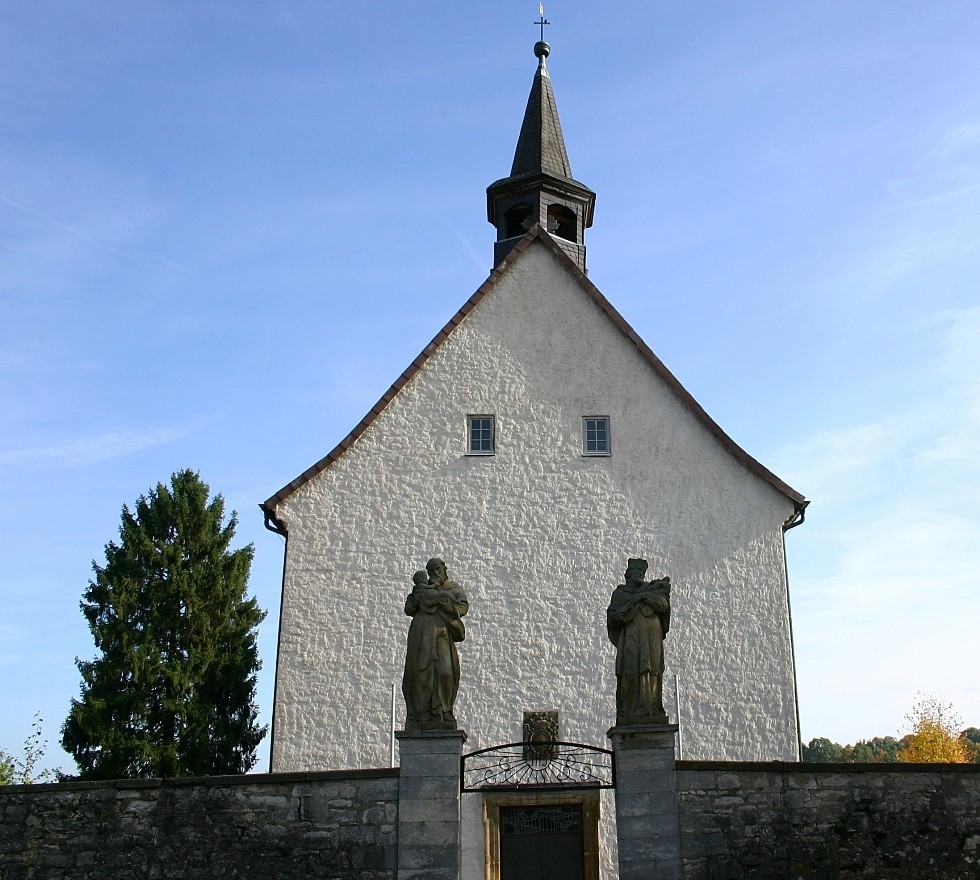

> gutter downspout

[
  {"left": 261, "top": 504, "right": 289, "bottom": 772},
  {"left": 782, "top": 499, "right": 809, "bottom": 760}
]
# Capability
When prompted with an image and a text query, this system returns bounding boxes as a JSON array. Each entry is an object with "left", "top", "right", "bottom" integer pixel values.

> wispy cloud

[
  {"left": 0, "top": 425, "right": 199, "bottom": 470},
  {"left": 0, "top": 146, "right": 172, "bottom": 303},
  {"left": 942, "top": 123, "right": 980, "bottom": 156},
  {"left": 448, "top": 221, "right": 487, "bottom": 273},
  {"left": 780, "top": 417, "right": 922, "bottom": 505},
  {"left": 0, "top": 620, "right": 80, "bottom": 645},
  {"left": 778, "top": 306, "right": 980, "bottom": 742},
  {"left": 0, "top": 194, "right": 162, "bottom": 270}
]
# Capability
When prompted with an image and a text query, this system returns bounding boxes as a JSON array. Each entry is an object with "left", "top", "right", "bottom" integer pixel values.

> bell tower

[{"left": 487, "top": 40, "right": 596, "bottom": 272}]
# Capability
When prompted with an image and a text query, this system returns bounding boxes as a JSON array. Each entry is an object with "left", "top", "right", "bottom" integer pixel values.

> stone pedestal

[
  {"left": 608, "top": 724, "right": 681, "bottom": 880},
  {"left": 395, "top": 728, "right": 467, "bottom": 880}
]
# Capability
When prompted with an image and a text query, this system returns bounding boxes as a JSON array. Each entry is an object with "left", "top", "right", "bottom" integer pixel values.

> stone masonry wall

[
  {"left": 0, "top": 769, "right": 398, "bottom": 880},
  {"left": 677, "top": 761, "right": 980, "bottom": 880},
  {"left": 7, "top": 761, "right": 979, "bottom": 879}
]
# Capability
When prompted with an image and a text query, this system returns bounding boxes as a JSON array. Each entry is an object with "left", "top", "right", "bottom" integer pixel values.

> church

[{"left": 262, "top": 36, "right": 806, "bottom": 879}]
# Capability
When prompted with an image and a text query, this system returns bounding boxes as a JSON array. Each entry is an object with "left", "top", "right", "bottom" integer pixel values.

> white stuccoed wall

[{"left": 270, "top": 239, "right": 801, "bottom": 878}]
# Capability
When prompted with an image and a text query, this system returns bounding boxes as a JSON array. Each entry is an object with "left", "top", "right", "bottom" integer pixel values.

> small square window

[
  {"left": 583, "top": 417, "right": 610, "bottom": 455},
  {"left": 467, "top": 415, "right": 495, "bottom": 455}
]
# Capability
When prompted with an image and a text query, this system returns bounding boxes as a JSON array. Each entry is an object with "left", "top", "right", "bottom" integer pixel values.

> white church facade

[{"left": 262, "top": 37, "right": 807, "bottom": 880}]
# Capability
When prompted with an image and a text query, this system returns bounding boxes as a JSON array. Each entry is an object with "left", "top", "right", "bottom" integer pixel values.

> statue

[
  {"left": 402, "top": 558, "right": 468, "bottom": 729},
  {"left": 607, "top": 558, "right": 671, "bottom": 726}
]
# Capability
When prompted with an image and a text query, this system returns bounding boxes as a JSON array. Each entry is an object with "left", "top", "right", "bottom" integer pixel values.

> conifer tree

[{"left": 62, "top": 470, "right": 266, "bottom": 779}]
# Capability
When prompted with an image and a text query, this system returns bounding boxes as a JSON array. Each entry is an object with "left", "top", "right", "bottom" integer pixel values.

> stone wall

[
  {"left": 677, "top": 761, "right": 980, "bottom": 879},
  {"left": 7, "top": 761, "right": 978, "bottom": 879},
  {"left": 0, "top": 769, "right": 398, "bottom": 880}
]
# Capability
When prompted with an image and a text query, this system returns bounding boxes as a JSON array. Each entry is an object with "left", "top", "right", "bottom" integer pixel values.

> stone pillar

[
  {"left": 608, "top": 724, "right": 681, "bottom": 880},
  {"left": 395, "top": 729, "right": 467, "bottom": 880}
]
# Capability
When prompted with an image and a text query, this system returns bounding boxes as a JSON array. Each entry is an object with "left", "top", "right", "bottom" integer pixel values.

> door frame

[{"left": 482, "top": 789, "right": 601, "bottom": 880}]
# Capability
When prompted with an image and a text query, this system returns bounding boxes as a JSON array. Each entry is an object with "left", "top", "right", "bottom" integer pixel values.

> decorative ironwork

[
  {"left": 461, "top": 741, "right": 615, "bottom": 792},
  {"left": 501, "top": 804, "right": 582, "bottom": 835}
]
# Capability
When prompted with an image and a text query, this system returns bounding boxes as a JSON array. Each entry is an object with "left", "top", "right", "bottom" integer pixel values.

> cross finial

[{"left": 534, "top": 4, "right": 550, "bottom": 42}]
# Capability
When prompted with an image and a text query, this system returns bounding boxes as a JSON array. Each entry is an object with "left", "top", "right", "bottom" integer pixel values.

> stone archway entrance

[
  {"left": 461, "top": 741, "right": 613, "bottom": 880},
  {"left": 482, "top": 790, "right": 600, "bottom": 880}
]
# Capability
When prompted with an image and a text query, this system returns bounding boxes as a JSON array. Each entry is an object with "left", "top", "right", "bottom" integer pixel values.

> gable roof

[{"left": 262, "top": 226, "right": 806, "bottom": 521}]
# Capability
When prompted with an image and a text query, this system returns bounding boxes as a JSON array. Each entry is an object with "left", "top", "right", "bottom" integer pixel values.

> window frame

[
  {"left": 582, "top": 416, "right": 611, "bottom": 456},
  {"left": 467, "top": 414, "right": 496, "bottom": 456}
]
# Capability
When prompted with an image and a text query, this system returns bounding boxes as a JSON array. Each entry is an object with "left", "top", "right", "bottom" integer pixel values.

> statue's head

[
  {"left": 413, "top": 570, "right": 428, "bottom": 586},
  {"left": 625, "top": 558, "right": 648, "bottom": 584},
  {"left": 426, "top": 557, "right": 447, "bottom": 584}
]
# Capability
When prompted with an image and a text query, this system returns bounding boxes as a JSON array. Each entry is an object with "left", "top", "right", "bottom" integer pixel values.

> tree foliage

[
  {"left": 961, "top": 727, "right": 980, "bottom": 762},
  {"left": 1, "top": 714, "right": 61, "bottom": 784},
  {"left": 61, "top": 470, "right": 266, "bottom": 779},
  {"left": 804, "top": 694, "right": 977, "bottom": 765},
  {"left": 802, "top": 735, "right": 902, "bottom": 764},
  {"left": 898, "top": 693, "right": 972, "bottom": 764},
  {"left": 802, "top": 737, "right": 844, "bottom": 762}
]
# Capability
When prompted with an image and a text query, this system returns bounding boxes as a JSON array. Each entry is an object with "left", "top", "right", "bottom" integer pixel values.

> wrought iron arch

[{"left": 461, "top": 741, "right": 615, "bottom": 793}]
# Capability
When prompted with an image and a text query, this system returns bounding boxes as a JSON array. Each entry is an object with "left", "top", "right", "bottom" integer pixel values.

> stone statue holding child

[{"left": 402, "top": 557, "right": 468, "bottom": 730}]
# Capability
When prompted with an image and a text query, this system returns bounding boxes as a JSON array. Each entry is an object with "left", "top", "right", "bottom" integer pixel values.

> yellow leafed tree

[{"left": 898, "top": 693, "right": 971, "bottom": 763}]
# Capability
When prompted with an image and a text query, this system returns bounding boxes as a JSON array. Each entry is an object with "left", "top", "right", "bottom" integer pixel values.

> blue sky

[{"left": 2, "top": 2, "right": 978, "bottom": 772}]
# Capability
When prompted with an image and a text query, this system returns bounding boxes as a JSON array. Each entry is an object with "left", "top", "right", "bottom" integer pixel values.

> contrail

[{"left": 0, "top": 193, "right": 163, "bottom": 270}]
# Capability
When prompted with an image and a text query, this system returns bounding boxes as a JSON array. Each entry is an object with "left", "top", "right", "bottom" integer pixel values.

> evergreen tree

[{"left": 62, "top": 470, "right": 266, "bottom": 779}]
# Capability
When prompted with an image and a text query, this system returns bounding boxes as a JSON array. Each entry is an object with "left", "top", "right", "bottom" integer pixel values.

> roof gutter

[
  {"left": 262, "top": 504, "right": 288, "bottom": 538},
  {"left": 783, "top": 499, "right": 809, "bottom": 531}
]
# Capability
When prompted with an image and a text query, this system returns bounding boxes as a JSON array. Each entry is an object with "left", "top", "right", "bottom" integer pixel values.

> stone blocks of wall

[
  {"left": 677, "top": 761, "right": 980, "bottom": 880},
  {"left": 8, "top": 761, "right": 979, "bottom": 879},
  {"left": 610, "top": 725, "right": 681, "bottom": 880},
  {"left": 0, "top": 769, "right": 399, "bottom": 880},
  {"left": 396, "top": 730, "right": 465, "bottom": 880}
]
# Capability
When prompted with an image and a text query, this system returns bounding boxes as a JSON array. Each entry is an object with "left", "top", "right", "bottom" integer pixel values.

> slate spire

[
  {"left": 510, "top": 42, "right": 572, "bottom": 179},
  {"left": 487, "top": 41, "right": 596, "bottom": 272}
]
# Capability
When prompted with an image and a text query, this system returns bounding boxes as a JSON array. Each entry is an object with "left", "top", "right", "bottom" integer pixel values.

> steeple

[{"left": 487, "top": 40, "right": 596, "bottom": 272}]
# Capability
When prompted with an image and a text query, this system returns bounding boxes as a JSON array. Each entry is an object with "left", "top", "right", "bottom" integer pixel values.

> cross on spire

[
  {"left": 534, "top": 4, "right": 550, "bottom": 42},
  {"left": 486, "top": 14, "right": 596, "bottom": 272}
]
